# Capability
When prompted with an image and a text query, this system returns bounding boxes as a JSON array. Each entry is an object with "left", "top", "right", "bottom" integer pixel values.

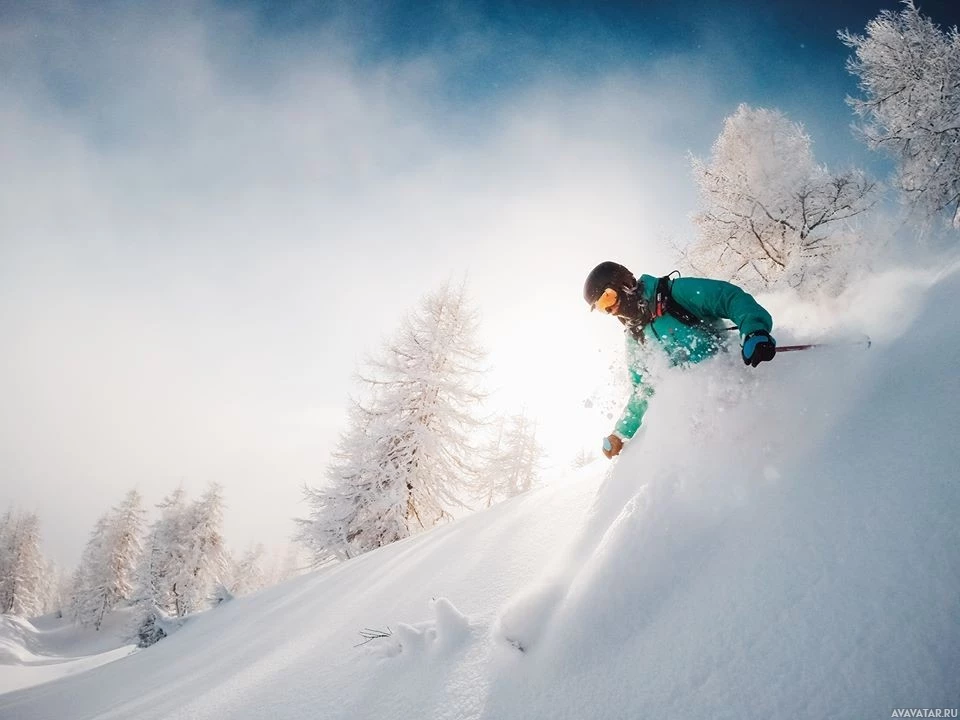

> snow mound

[
  {"left": 373, "top": 597, "right": 473, "bottom": 658},
  {"left": 1, "top": 264, "right": 958, "bottom": 719},
  {"left": 0, "top": 612, "right": 135, "bottom": 695}
]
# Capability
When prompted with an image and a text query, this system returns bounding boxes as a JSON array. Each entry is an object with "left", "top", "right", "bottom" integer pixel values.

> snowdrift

[
  {"left": 0, "top": 612, "right": 135, "bottom": 695},
  {"left": 1, "top": 265, "right": 958, "bottom": 719}
]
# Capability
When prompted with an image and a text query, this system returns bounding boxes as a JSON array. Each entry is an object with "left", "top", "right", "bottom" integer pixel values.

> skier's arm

[
  {"left": 669, "top": 277, "right": 773, "bottom": 339},
  {"left": 613, "top": 337, "right": 653, "bottom": 439}
]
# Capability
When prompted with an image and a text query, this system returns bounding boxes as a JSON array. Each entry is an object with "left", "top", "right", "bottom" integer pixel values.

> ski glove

[
  {"left": 602, "top": 434, "right": 623, "bottom": 459},
  {"left": 742, "top": 331, "right": 777, "bottom": 367}
]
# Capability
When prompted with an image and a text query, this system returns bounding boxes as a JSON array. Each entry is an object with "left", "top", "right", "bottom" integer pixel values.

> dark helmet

[{"left": 583, "top": 261, "right": 637, "bottom": 307}]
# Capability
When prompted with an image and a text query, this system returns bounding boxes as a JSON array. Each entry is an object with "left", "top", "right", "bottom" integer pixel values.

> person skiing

[{"left": 584, "top": 261, "right": 776, "bottom": 459}]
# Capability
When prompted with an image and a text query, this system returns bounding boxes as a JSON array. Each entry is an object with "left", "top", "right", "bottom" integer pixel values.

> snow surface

[
  {"left": 0, "top": 612, "right": 135, "bottom": 695},
  {"left": 1, "top": 264, "right": 958, "bottom": 719}
]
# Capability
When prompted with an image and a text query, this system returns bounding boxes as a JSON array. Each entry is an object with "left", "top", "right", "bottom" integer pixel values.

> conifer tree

[
  {"left": 229, "top": 544, "right": 266, "bottom": 596},
  {"left": 0, "top": 510, "right": 47, "bottom": 617},
  {"left": 479, "top": 412, "right": 544, "bottom": 507},
  {"left": 71, "top": 490, "right": 146, "bottom": 629},
  {"left": 132, "top": 488, "right": 187, "bottom": 645},
  {"left": 174, "top": 484, "right": 227, "bottom": 615},
  {"left": 571, "top": 448, "right": 597, "bottom": 470},
  {"left": 297, "top": 281, "right": 487, "bottom": 565},
  {"left": 71, "top": 514, "right": 111, "bottom": 627}
]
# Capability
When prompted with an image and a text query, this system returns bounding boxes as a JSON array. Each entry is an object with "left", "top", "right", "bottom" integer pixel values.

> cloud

[{"left": 0, "top": 0, "right": 735, "bottom": 564}]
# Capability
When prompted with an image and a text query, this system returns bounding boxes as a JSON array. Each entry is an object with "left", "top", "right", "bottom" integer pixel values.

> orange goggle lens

[{"left": 593, "top": 287, "right": 619, "bottom": 313}]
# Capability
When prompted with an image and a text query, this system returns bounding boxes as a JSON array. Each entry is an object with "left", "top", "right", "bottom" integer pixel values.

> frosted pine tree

[
  {"left": 35, "top": 558, "right": 58, "bottom": 616},
  {"left": 71, "top": 490, "right": 145, "bottom": 629},
  {"left": 0, "top": 510, "right": 47, "bottom": 617},
  {"left": 133, "top": 488, "right": 188, "bottom": 645},
  {"left": 48, "top": 564, "right": 72, "bottom": 618},
  {"left": 499, "top": 413, "right": 543, "bottom": 498},
  {"left": 229, "top": 544, "right": 266, "bottom": 596},
  {"left": 106, "top": 490, "right": 146, "bottom": 605},
  {"left": 841, "top": 2, "right": 960, "bottom": 227},
  {"left": 571, "top": 448, "right": 597, "bottom": 470},
  {"left": 479, "top": 412, "right": 544, "bottom": 507},
  {"left": 296, "top": 406, "right": 411, "bottom": 563},
  {"left": 266, "top": 544, "right": 303, "bottom": 585},
  {"left": 298, "top": 281, "right": 487, "bottom": 565},
  {"left": 0, "top": 509, "right": 13, "bottom": 612},
  {"left": 71, "top": 514, "right": 111, "bottom": 627},
  {"left": 687, "top": 104, "right": 875, "bottom": 291},
  {"left": 172, "top": 484, "right": 228, "bottom": 615}
]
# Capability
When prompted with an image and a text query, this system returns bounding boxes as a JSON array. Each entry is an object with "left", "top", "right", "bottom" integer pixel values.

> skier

[{"left": 584, "top": 261, "right": 776, "bottom": 459}]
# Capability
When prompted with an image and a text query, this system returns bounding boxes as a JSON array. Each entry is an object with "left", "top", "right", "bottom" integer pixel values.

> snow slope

[
  {"left": 0, "top": 612, "right": 135, "bottom": 695},
  {"left": 1, "top": 264, "right": 958, "bottom": 719}
]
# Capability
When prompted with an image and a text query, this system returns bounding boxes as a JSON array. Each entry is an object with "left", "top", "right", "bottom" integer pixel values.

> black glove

[{"left": 742, "top": 331, "right": 776, "bottom": 367}]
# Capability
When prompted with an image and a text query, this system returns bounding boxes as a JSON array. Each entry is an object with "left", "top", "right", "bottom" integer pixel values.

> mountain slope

[{"left": 1, "top": 265, "right": 958, "bottom": 719}]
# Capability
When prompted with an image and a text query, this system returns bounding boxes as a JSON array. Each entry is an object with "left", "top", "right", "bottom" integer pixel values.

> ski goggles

[{"left": 592, "top": 287, "right": 619, "bottom": 313}]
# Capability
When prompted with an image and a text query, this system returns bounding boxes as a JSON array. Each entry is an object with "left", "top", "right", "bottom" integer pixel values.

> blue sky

[
  {"left": 226, "top": 0, "right": 960, "bottom": 168},
  {"left": 2, "top": 0, "right": 957, "bottom": 564}
]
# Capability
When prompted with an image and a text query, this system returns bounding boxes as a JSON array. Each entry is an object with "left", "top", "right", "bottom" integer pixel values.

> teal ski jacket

[{"left": 614, "top": 275, "right": 773, "bottom": 439}]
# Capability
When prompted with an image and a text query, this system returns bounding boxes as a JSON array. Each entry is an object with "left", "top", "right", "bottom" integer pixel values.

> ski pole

[
  {"left": 720, "top": 327, "right": 873, "bottom": 352},
  {"left": 776, "top": 339, "right": 872, "bottom": 352}
]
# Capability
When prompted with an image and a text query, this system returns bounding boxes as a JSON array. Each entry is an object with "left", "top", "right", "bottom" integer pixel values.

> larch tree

[
  {"left": 71, "top": 490, "right": 146, "bottom": 629},
  {"left": 48, "top": 563, "right": 72, "bottom": 618},
  {"left": 172, "top": 484, "right": 228, "bottom": 617},
  {"left": 266, "top": 544, "right": 303, "bottom": 585},
  {"left": 71, "top": 514, "right": 111, "bottom": 627},
  {"left": 106, "top": 490, "right": 147, "bottom": 607},
  {"left": 841, "top": 1, "right": 960, "bottom": 228},
  {"left": 132, "top": 485, "right": 228, "bottom": 646},
  {"left": 296, "top": 406, "right": 411, "bottom": 564},
  {"left": 571, "top": 448, "right": 597, "bottom": 470},
  {"left": 297, "top": 281, "right": 488, "bottom": 566},
  {"left": 0, "top": 510, "right": 47, "bottom": 617},
  {"left": 478, "top": 412, "right": 544, "bottom": 507},
  {"left": 133, "top": 488, "right": 188, "bottom": 646},
  {"left": 229, "top": 544, "right": 266, "bottom": 596},
  {"left": 687, "top": 104, "right": 875, "bottom": 291}
]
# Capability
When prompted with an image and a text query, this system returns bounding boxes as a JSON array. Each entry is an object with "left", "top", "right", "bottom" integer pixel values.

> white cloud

[{"left": 0, "top": 0, "right": 728, "bottom": 564}]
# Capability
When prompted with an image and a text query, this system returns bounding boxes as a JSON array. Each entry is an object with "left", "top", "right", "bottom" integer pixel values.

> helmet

[{"left": 583, "top": 261, "right": 637, "bottom": 307}]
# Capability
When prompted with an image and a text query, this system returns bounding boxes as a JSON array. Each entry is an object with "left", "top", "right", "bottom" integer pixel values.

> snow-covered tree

[
  {"left": 841, "top": 1, "right": 960, "bottom": 227},
  {"left": 478, "top": 412, "right": 544, "bottom": 507},
  {"left": 132, "top": 488, "right": 187, "bottom": 645},
  {"left": 172, "top": 484, "right": 228, "bottom": 616},
  {"left": 265, "top": 544, "right": 303, "bottom": 586},
  {"left": 229, "top": 544, "right": 266, "bottom": 596},
  {"left": 136, "top": 488, "right": 186, "bottom": 610},
  {"left": 0, "top": 510, "right": 47, "bottom": 617},
  {"left": 71, "top": 490, "right": 146, "bottom": 629},
  {"left": 571, "top": 448, "right": 597, "bottom": 470},
  {"left": 687, "top": 104, "right": 875, "bottom": 291},
  {"left": 132, "top": 485, "right": 227, "bottom": 645},
  {"left": 71, "top": 514, "right": 111, "bottom": 627},
  {"left": 46, "top": 564, "right": 72, "bottom": 618},
  {"left": 296, "top": 407, "right": 412, "bottom": 564},
  {"left": 297, "top": 281, "right": 488, "bottom": 565}
]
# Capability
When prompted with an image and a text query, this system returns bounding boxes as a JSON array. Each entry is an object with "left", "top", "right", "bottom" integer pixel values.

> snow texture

[
  {"left": 1, "top": 264, "right": 958, "bottom": 719},
  {"left": 0, "top": 611, "right": 135, "bottom": 695}
]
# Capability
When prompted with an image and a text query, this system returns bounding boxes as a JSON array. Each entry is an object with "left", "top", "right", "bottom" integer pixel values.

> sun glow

[{"left": 480, "top": 283, "right": 629, "bottom": 471}]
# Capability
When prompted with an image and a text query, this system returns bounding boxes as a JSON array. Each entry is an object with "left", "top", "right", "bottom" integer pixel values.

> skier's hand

[
  {"left": 602, "top": 434, "right": 623, "bottom": 459},
  {"left": 742, "top": 331, "right": 776, "bottom": 367}
]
